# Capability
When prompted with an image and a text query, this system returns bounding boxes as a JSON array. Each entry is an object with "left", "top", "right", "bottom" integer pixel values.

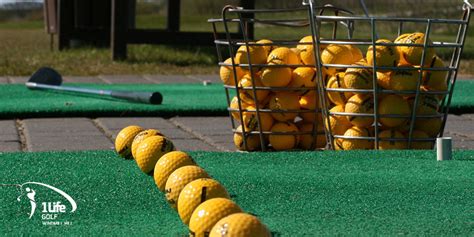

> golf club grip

[{"left": 110, "top": 91, "right": 163, "bottom": 105}]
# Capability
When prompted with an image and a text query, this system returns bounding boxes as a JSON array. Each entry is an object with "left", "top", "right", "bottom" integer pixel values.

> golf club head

[
  {"left": 28, "top": 67, "right": 62, "bottom": 86},
  {"left": 110, "top": 90, "right": 163, "bottom": 105}
]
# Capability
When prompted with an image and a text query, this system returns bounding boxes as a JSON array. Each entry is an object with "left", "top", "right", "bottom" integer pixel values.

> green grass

[
  {"left": 0, "top": 19, "right": 43, "bottom": 29},
  {"left": 1, "top": 11, "right": 474, "bottom": 76},
  {"left": 0, "top": 150, "right": 473, "bottom": 235},
  {"left": 0, "top": 28, "right": 218, "bottom": 76}
]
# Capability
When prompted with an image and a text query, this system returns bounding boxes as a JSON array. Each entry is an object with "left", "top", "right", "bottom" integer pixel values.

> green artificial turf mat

[
  {"left": 449, "top": 80, "right": 474, "bottom": 114},
  {"left": 0, "top": 80, "right": 474, "bottom": 118},
  {"left": 0, "top": 83, "right": 231, "bottom": 118},
  {"left": 1, "top": 150, "right": 473, "bottom": 236}
]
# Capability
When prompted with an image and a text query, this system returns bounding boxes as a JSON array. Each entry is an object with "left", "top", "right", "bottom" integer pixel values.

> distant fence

[{"left": 0, "top": 2, "right": 42, "bottom": 11}]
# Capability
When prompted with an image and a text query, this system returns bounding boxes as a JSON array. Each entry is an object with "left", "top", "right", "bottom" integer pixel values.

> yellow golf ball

[
  {"left": 153, "top": 151, "right": 196, "bottom": 192},
  {"left": 178, "top": 178, "right": 230, "bottom": 225},
  {"left": 131, "top": 129, "right": 164, "bottom": 159},
  {"left": 165, "top": 166, "right": 209, "bottom": 210},
  {"left": 189, "top": 198, "right": 243, "bottom": 237},
  {"left": 209, "top": 213, "right": 271, "bottom": 237},
  {"left": 134, "top": 135, "right": 175, "bottom": 174},
  {"left": 115, "top": 125, "right": 144, "bottom": 159}
]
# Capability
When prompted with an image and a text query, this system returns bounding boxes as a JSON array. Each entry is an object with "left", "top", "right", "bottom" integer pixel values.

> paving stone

[
  {"left": 95, "top": 117, "right": 181, "bottom": 139},
  {"left": 0, "top": 77, "right": 9, "bottom": 84},
  {"left": 170, "top": 117, "right": 234, "bottom": 151},
  {"left": 452, "top": 137, "right": 474, "bottom": 149},
  {"left": 96, "top": 117, "right": 177, "bottom": 130},
  {"left": 156, "top": 128, "right": 192, "bottom": 139},
  {"left": 459, "top": 114, "right": 474, "bottom": 121},
  {"left": 205, "top": 134, "right": 233, "bottom": 144},
  {"left": 172, "top": 138, "right": 218, "bottom": 151},
  {"left": 456, "top": 75, "right": 472, "bottom": 80},
  {"left": 143, "top": 75, "right": 199, "bottom": 84},
  {"left": 99, "top": 75, "right": 152, "bottom": 84},
  {"left": 205, "top": 135, "right": 234, "bottom": 152},
  {"left": 0, "top": 120, "right": 21, "bottom": 152},
  {"left": 95, "top": 117, "right": 227, "bottom": 151},
  {"left": 22, "top": 118, "right": 112, "bottom": 151},
  {"left": 2, "top": 114, "right": 473, "bottom": 151},
  {"left": 213, "top": 141, "right": 236, "bottom": 151},
  {"left": 171, "top": 117, "right": 231, "bottom": 135},
  {"left": 62, "top": 76, "right": 106, "bottom": 84},
  {"left": 443, "top": 130, "right": 473, "bottom": 149},
  {"left": 444, "top": 115, "right": 474, "bottom": 138},
  {"left": 24, "top": 135, "right": 114, "bottom": 152},
  {"left": 188, "top": 74, "right": 221, "bottom": 84},
  {"left": 23, "top": 118, "right": 101, "bottom": 132},
  {"left": 8, "top": 76, "right": 28, "bottom": 84}
]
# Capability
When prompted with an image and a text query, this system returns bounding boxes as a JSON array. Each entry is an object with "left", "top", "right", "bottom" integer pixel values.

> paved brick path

[{"left": 0, "top": 75, "right": 473, "bottom": 152}]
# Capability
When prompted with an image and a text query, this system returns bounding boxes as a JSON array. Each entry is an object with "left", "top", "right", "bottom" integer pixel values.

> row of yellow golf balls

[{"left": 115, "top": 125, "right": 271, "bottom": 237}]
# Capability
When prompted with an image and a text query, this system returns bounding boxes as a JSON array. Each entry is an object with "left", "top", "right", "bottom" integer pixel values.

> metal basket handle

[
  {"left": 465, "top": 0, "right": 473, "bottom": 8},
  {"left": 305, "top": 0, "right": 474, "bottom": 13}
]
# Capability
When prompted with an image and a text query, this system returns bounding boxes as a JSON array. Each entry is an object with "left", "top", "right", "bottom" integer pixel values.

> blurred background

[{"left": 0, "top": 0, "right": 472, "bottom": 76}]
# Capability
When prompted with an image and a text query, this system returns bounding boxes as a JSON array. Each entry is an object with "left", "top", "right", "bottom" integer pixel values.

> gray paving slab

[
  {"left": 169, "top": 117, "right": 232, "bottom": 151},
  {"left": 8, "top": 76, "right": 28, "bottom": 84},
  {"left": 213, "top": 142, "right": 235, "bottom": 151},
  {"left": 0, "top": 77, "right": 9, "bottom": 84},
  {"left": 99, "top": 75, "right": 152, "bottom": 84},
  {"left": 444, "top": 132, "right": 471, "bottom": 149},
  {"left": 170, "top": 117, "right": 231, "bottom": 135},
  {"left": 462, "top": 114, "right": 474, "bottom": 120},
  {"left": 448, "top": 136, "right": 474, "bottom": 149},
  {"left": 172, "top": 138, "right": 218, "bottom": 151},
  {"left": 22, "top": 118, "right": 112, "bottom": 151},
  {"left": 96, "top": 117, "right": 229, "bottom": 151},
  {"left": 0, "top": 120, "right": 21, "bottom": 152},
  {"left": 62, "top": 76, "right": 107, "bottom": 84},
  {"left": 456, "top": 75, "right": 473, "bottom": 80},
  {"left": 444, "top": 115, "right": 474, "bottom": 138},
  {"left": 0, "top": 112, "right": 472, "bottom": 152},
  {"left": 143, "top": 75, "right": 199, "bottom": 84},
  {"left": 95, "top": 117, "right": 180, "bottom": 139},
  {"left": 204, "top": 134, "right": 234, "bottom": 144},
  {"left": 156, "top": 128, "right": 193, "bottom": 139},
  {"left": 24, "top": 135, "right": 113, "bottom": 152}
]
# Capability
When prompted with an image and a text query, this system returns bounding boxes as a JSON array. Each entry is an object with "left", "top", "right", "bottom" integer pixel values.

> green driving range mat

[
  {"left": 0, "top": 83, "right": 231, "bottom": 118},
  {"left": 0, "top": 80, "right": 474, "bottom": 118},
  {"left": 1, "top": 150, "right": 473, "bottom": 236}
]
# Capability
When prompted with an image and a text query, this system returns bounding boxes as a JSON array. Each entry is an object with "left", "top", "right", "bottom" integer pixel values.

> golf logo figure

[
  {"left": 9, "top": 182, "right": 77, "bottom": 224},
  {"left": 20, "top": 187, "right": 37, "bottom": 219}
]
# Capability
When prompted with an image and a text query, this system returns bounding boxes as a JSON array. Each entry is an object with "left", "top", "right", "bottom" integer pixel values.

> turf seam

[
  {"left": 91, "top": 118, "right": 115, "bottom": 143},
  {"left": 14, "top": 119, "right": 27, "bottom": 152},
  {"left": 168, "top": 118, "right": 230, "bottom": 152}
]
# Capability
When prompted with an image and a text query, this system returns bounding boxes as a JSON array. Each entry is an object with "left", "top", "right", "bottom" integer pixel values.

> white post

[{"left": 436, "top": 137, "right": 452, "bottom": 161}]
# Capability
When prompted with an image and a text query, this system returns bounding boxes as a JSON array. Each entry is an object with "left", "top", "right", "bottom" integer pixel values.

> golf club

[{"left": 25, "top": 67, "right": 163, "bottom": 105}]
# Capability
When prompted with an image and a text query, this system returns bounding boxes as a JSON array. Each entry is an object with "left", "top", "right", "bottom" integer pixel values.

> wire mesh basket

[{"left": 209, "top": 0, "right": 473, "bottom": 151}]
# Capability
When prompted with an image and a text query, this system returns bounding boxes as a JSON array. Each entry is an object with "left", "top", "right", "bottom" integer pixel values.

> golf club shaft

[
  {"left": 26, "top": 82, "right": 112, "bottom": 95},
  {"left": 25, "top": 82, "right": 162, "bottom": 104}
]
